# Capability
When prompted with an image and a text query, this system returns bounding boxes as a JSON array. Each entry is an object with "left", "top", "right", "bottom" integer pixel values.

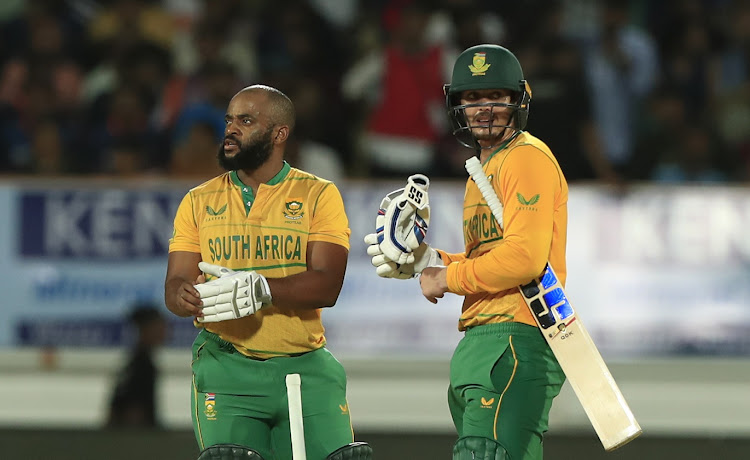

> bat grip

[
  {"left": 465, "top": 157, "right": 504, "bottom": 229},
  {"left": 286, "top": 374, "right": 307, "bottom": 460}
]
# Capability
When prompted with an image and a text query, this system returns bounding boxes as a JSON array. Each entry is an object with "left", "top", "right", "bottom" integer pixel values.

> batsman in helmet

[{"left": 365, "top": 44, "right": 570, "bottom": 459}]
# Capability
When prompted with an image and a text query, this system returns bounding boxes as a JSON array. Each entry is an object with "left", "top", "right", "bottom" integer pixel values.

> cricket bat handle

[
  {"left": 465, "top": 157, "right": 504, "bottom": 226},
  {"left": 286, "top": 374, "right": 307, "bottom": 460}
]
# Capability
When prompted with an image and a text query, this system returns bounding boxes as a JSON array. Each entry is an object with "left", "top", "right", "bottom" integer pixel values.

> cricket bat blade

[{"left": 520, "top": 264, "right": 642, "bottom": 451}]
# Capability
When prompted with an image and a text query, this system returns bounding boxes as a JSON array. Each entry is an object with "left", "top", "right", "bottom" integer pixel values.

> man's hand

[
  {"left": 194, "top": 262, "right": 272, "bottom": 323},
  {"left": 168, "top": 275, "right": 205, "bottom": 317},
  {"left": 419, "top": 266, "right": 449, "bottom": 303},
  {"left": 164, "top": 251, "right": 205, "bottom": 318},
  {"left": 364, "top": 233, "right": 442, "bottom": 279}
]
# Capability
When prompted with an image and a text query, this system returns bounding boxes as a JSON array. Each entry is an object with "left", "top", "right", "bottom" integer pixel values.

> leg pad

[
  {"left": 326, "top": 442, "right": 373, "bottom": 460},
  {"left": 197, "top": 444, "right": 265, "bottom": 460},
  {"left": 453, "top": 436, "right": 510, "bottom": 460}
]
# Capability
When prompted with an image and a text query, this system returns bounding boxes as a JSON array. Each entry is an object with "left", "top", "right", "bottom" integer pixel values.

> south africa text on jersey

[
  {"left": 464, "top": 210, "right": 500, "bottom": 244},
  {"left": 207, "top": 234, "right": 303, "bottom": 262}
]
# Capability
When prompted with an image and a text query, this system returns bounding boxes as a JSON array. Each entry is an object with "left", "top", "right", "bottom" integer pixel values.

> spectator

[
  {"left": 167, "top": 121, "right": 223, "bottom": 179},
  {"left": 521, "top": 39, "right": 616, "bottom": 183},
  {"left": 106, "top": 138, "right": 151, "bottom": 177},
  {"left": 584, "top": 0, "right": 659, "bottom": 180},
  {"left": 714, "top": 0, "right": 750, "bottom": 180},
  {"left": 284, "top": 136, "right": 346, "bottom": 183},
  {"left": 0, "top": 79, "right": 63, "bottom": 173},
  {"left": 255, "top": 0, "right": 350, "bottom": 156},
  {"left": 651, "top": 124, "right": 729, "bottom": 183},
  {"left": 106, "top": 303, "right": 167, "bottom": 428},
  {"left": 85, "top": 84, "right": 162, "bottom": 174},
  {"left": 29, "top": 118, "right": 66, "bottom": 175},
  {"left": 513, "top": 1, "right": 617, "bottom": 183},
  {"left": 171, "top": 1, "right": 258, "bottom": 81},
  {"left": 0, "top": 1, "right": 748, "bottom": 182},
  {"left": 343, "top": 0, "right": 447, "bottom": 177},
  {"left": 87, "top": 0, "right": 175, "bottom": 54},
  {"left": 169, "top": 60, "right": 240, "bottom": 154},
  {"left": 280, "top": 78, "right": 347, "bottom": 182},
  {"left": 630, "top": 86, "right": 686, "bottom": 181}
]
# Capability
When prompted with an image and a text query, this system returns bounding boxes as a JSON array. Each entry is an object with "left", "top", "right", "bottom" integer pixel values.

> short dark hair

[{"left": 241, "top": 85, "right": 296, "bottom": 132}]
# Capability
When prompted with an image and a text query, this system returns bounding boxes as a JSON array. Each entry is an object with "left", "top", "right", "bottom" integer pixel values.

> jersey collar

[
  {"left": 229, "top": 161, "right": 291, "bottom": 189},
  {"left": 230, "top": 161, "right": 291, "bottom": 213}
]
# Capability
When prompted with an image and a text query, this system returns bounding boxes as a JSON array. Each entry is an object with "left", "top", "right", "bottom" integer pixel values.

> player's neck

[{"left": 477, "top": 129, "right": 518, "bottom": 162}]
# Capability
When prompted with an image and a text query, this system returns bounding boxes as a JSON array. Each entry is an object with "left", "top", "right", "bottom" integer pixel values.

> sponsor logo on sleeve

[{"left": 516, "top": 193, "right": 540, "bottom": 211}]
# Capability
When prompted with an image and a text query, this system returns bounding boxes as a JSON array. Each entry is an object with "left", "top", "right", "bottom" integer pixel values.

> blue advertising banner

[
  {"left": 19, "top": 189, "right": 183, "bottom": 259},
  {"left": 2, "top": 180, "right": 750, "bottom": 357}
]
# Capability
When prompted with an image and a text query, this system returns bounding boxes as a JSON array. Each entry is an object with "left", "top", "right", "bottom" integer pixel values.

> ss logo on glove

[{"left": 363, "top": 174, "right": 442, "bottom": 279}]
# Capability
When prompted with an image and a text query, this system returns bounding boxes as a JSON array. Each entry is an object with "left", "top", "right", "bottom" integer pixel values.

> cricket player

[
  {"left": 165, "top": 85, "right": 372, "bottom": 460},
  {"left": 366, "top": 44, "right": 569, "bottom": 459}
]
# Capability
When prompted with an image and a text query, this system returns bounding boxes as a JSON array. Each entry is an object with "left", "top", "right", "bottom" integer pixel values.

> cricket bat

[{"left": 465, "top": 157, "right": 641, "bottom": 451}]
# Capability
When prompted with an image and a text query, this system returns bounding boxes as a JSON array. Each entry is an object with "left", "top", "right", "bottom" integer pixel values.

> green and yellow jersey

[
  {"left": 438, "top": 131, "right": 568, "bottom": 330},
  {"left": 169, "top": 162, "right": 351, "bottom": 358}
]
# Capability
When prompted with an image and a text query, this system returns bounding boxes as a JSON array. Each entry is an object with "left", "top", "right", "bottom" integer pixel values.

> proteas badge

[
  {"left": 469, "top": 52, "right": 491, "bottom": 76},
  {"left": 284, "top": 198, "right": 304, "bottom": 220}
]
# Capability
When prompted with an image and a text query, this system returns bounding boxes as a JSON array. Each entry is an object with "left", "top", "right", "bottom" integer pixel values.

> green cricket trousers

[
  {"left": 191, "top": 329, "right": 354, "bottom": 460},
  {"left": 449, "top": 322, "right": 566, "bottom": 459}
]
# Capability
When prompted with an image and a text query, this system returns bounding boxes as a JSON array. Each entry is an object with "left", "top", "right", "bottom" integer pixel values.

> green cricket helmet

[{"left": 444, "top": 44, "right": 532, "bottom": 149}]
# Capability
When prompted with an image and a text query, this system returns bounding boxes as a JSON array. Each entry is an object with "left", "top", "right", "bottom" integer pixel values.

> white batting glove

[
  {"left": 364, "top": 233, "right": 442, "bottom": 279},
  {"left": 194, "top": 262, "right": 272, "bottom": 323},
  {"left": 377, "top": 174, "right": 431, "bottom": 265}
]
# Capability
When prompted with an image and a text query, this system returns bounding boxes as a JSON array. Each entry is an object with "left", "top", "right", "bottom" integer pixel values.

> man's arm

[
  {"left": 164, "top": 251, "right": 203, "bottom": 317},
  {"left": 446, "top": 147, "right": 558, "bottom": 295},
  {"left": 267, "top": 240, "right": 348, "bottom": 310}
]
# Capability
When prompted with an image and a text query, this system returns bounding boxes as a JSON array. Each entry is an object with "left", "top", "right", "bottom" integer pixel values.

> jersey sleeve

[
  {"left": 309, "top": 182, "right": 351, "bottom": 250},
  {"left": 168, "top": 192, "right": 201, "bottom": 253},
  {"left": 436, "top": 249, "right": 466, "bottom": 264},
  {"left": 446, "top": 146, "right": 560, "bottom": 294}
]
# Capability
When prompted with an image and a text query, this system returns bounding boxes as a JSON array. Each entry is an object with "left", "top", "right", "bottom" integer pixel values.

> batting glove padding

[
  {"left": 195, "top": 262, "right": 272, "bottom": 323},
  {"left": 364, "top": 232, "right": 442, "bottom": 278},
  {"left": 377, "top": 174, "right": 431, "bottom": 265}
]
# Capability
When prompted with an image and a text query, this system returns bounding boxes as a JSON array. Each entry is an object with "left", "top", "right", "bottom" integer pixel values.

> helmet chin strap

[{"left": 472, "top": 125, "right": 519, "bottom": 152}]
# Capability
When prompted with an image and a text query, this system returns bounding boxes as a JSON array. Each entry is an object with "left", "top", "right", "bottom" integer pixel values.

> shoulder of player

[
  {"left": 285, "top": 166, "right": 341, "bottom": 198},
  {"left": 499, "top": 133, "right": 561, "bottom": 173},
  {"left": 187, "top": 172, "right": 232, "bottom": 196},
  {"left": 286, "top": 166, "right": 332, "bottom": 184}
]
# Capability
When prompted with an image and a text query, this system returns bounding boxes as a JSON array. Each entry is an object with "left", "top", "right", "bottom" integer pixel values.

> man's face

[
  {"left": 459, "top": 88, "right": 514, "bottom": 142},
  {"left": 218, "top": 91, "right": 275, "bottom": 171}
]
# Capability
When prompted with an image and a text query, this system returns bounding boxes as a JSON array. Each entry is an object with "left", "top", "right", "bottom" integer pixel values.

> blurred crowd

[{"left": 1, "top": 0, "right": 749, "bottom": 184}]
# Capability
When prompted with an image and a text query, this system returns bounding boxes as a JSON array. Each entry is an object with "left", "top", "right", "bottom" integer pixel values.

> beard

[
  {"left": 217, "top": 126, "right": 274, "bottom": 172},
  {"left": 472, "top": 126, "right": 507, "bottom": 142}
]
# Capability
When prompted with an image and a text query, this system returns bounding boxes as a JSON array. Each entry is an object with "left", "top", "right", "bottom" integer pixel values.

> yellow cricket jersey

[
  {"left": 168, "top": 162, "right": 351, "bottom": 358},
  {"left": 438, "top": 131, "right": 568, "bottom": 331}
]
